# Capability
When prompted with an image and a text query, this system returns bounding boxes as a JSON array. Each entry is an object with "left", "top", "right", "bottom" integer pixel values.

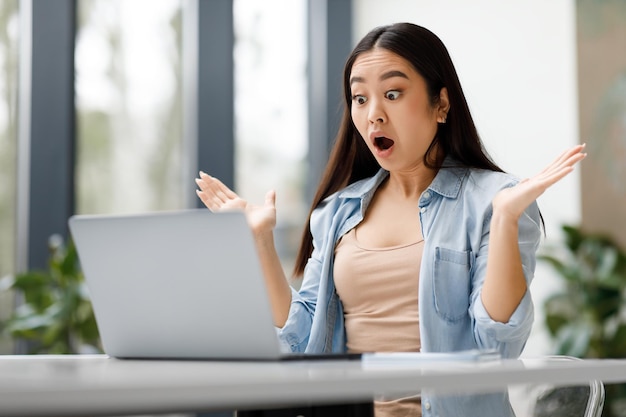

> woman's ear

[{"left": 437, "top": 87, "right": 450, "bottom": 123}]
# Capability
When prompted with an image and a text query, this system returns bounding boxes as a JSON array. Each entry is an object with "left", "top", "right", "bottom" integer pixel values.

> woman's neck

[{"left": 385, "top": 167, "right": 437, "bottom": 199}]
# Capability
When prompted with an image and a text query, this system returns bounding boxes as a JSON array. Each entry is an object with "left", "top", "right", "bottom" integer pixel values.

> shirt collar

[
  {"left": 337, "top": 169, "right": 389, "bottom": 199},
  {"left": 428, "top": 159, "right": 468, "bottom": 199},
  {"left": 337, "top": 156, "right": 468, "bottom": 200}
]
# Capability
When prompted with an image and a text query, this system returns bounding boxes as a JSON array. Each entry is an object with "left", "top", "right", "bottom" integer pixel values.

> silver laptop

[{"left": 69, "top": 209, "right": 347, "bottom": 361}]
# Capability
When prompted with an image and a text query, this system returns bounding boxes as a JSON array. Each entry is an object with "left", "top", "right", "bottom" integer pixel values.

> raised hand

[
  {"left": 492, "top": 144, "right": 587, "bottom": 221},
  {"left": 195, "top": 172, "right": 276, "bottom": 236},
  {"left": 195, "top": 172, "right": 291, "bottom": 325}
]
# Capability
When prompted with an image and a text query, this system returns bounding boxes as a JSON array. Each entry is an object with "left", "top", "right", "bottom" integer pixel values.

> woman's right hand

[
  {"left": 196, "top": 172, "right": 291, "bottom": 326},
  {"left": 195, "top": 172, "right": 276, "bottom": 236}
]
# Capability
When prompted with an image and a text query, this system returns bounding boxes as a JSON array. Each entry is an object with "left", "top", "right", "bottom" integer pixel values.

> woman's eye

[
  {"left": 385, "top": 90, "right": 401, "bottom": 100},
  {"left": 352, "top": 95, "right": 367, "bottom": 105}
]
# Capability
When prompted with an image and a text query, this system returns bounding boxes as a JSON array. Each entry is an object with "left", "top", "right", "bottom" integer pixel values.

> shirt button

[
  {"left": 424, "top": 402, "right": 431, "bottom": 410},
  {"left": 423, "top": 191, "right": 431, "bottom": 199},
  {"left": 420, "top": 207, "right": 427, "bottom": 213}
]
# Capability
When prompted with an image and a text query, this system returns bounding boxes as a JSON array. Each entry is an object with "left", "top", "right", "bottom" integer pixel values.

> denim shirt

[{"left": 278, "top": 162, "right": 542, "bottom": 417}]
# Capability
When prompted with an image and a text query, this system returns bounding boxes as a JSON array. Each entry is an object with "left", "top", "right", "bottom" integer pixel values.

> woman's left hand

[{"left": 492, "top": 144, "right": 587, "bottom": 220}]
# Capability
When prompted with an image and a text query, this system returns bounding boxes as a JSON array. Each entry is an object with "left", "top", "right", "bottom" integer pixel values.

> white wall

[{"left": 353, "top": 0, "right": 580, "bottom": 356}]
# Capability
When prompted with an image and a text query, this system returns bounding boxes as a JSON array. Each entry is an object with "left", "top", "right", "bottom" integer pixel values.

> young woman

[{"left": 196, "top": 22, "right": 585, "bottom": 417}]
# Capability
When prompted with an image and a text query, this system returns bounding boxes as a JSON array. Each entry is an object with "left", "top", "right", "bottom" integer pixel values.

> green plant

[
  {"left": 540, "top": 224, "right": 626, "bottom": 416},
  {"left": 0, "top": 235, "right": 101, "bottom": 354}
]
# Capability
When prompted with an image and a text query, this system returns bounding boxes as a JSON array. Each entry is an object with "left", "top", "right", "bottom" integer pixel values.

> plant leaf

[
  {"left": 607, "top": 323, "right": 626, "bottom": 358},
  {"left": 554, "top": 321, "right": 593, "bottom": 357}
]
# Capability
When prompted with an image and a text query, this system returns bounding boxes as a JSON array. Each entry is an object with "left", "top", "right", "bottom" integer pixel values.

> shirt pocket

[{"left": 433, "top": 247, "right": 472, "bottom": 323}]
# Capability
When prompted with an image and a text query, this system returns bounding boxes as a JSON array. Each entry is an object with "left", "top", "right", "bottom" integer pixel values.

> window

[
  {"left": 234, "top": 0, "right": 308, "bottom": 274},
  {"left": 75, "top": 0, "right": 183, "bottom": 215},
  {"left": 0, "top": 0, "right": 19, "bottom": 354}
]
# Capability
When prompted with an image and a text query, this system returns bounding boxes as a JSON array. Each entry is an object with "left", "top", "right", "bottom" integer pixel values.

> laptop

[{"left": 69, "top": 209, "right": 358, "bottom": 361}]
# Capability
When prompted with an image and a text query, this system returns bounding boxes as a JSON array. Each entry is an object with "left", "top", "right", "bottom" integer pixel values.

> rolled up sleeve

[
  {"left": 276, "top": 201, "right": 335, "bottom": 353},
  {"left": 471, "top": 201, "right": 542, "bottom": 357}
]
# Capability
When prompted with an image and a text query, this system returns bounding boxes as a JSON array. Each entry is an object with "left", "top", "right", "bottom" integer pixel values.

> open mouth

[{"left": 374, "top": 136, "right": 395, "bottom": 151}]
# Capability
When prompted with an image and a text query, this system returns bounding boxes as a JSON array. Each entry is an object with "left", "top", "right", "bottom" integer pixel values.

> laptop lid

[{"left": 68, "top": 209, "right": 285, "bottom": 360}]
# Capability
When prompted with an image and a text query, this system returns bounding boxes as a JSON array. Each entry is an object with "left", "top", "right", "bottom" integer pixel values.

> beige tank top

[
  {"left": 334, "top": 227, "right": 423, "bottom": 353},
  {"left": 334, "top": 228, "right": 424, "bottom": 416}
]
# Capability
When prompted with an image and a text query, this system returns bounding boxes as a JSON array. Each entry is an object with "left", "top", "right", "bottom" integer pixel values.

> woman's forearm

[
  {"left": 480, "top": 210, "right": 528, "bottom": 323},
  {"left": 253, "top": 230, "right": 293, "bottom": 328},
  {"left": 479, "top": 145, "right": 586, "bottom": 323}
]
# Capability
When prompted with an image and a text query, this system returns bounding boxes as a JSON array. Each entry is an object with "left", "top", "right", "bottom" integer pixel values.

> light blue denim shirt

[{"left": 278, "top": 162, "right": 542, "bottom": 417}]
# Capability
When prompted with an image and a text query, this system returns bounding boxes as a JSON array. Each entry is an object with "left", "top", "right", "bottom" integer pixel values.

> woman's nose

[{"left": 368, "top": 100, "right": 386, "bottom": 124}]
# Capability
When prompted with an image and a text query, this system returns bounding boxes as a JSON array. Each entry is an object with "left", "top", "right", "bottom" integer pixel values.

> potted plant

[
  {"left": 540, "top": 224, "right": 626, "bottom": 416},
  {"left": 0, "top": 235, "right": 101, "bottom": 354}
]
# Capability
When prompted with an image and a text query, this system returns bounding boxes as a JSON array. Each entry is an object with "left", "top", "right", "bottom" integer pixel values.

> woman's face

[{"left": 349, "top": 48, "right": 448, "bottom": 173}]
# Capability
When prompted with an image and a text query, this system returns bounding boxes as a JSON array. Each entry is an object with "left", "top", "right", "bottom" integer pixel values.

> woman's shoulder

[
  {"left": 316, "top": 170, "right": 387, "bottom": 210},
  {"left": 464, "top": 167, "right": 520, "bottom": 192},
  {"left": 311, "top": 170, "right": 386, "bottom": 229},
  {"left": 431, "top": 162, "right": 518, "bottom": 200},
  {"left": 462, "top": 167, "right": 541, "bottom": 221},
  {"left": 434, "top": 164, "right": 521, "bottom": 209}
]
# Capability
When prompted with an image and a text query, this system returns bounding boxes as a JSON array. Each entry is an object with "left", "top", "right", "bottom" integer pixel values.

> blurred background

[{"left": 0, "top": 0, "right": 625, "bottom": 412}]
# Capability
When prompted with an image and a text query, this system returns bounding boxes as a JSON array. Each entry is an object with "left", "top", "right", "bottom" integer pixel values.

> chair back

[{"left": 510, "top": 355, "right": 605, "bottom": 417}]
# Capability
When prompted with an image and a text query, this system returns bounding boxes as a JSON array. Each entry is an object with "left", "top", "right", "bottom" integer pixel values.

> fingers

[
  {"left": 537, "top": 166, "right": 575, "bottom": 189},
  {"left": 195, "top": 172, "right": 240, "bottom": 211},
  {"left": 549, "top": 143, "right": 587, "bottom": 171},
  {"left": 536, "top": 143, "right": 586, "bottom": 176},
  {"left": 265, "top": 190, "right": 276, "bottom": 208},
  {"left": 195, "top": 187, "right": 223, "bottom": 212},
  {"left": 199, "top": 172, "right": 238, "bottom": 199},
  {"left": 532, "top": 144, "right": 587, "bottom": 190},
  {"left": 492, "top": 144, "right": 587, "bottom": 220}
]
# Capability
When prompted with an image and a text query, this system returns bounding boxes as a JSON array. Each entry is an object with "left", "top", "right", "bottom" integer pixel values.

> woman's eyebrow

[
  {"left": 380, "top": 70, "right": 409, "bottom": 81},
  {"left": 349, "top": 76, "right": 364, "bottom": 86},
  {"left": 350, "top": 70, "right": 409, "bottom": 86}
]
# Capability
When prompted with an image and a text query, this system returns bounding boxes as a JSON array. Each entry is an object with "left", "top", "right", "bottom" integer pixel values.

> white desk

[{"left": 1, "top": 354, "right": 626, "bottom": 416}]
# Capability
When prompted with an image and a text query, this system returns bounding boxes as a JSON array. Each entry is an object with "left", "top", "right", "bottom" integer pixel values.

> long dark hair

[{"left": 293, "top": 22, "right": 502, "bottom": 277}]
